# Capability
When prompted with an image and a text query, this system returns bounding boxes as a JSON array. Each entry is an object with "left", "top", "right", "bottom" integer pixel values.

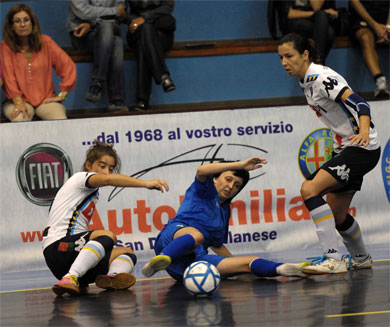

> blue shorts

[{"left": 154, "top": 222, "right": 226, "bottom": 281}]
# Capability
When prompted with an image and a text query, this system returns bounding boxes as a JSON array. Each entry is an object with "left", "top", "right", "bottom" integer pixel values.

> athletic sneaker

[
  {"left": 276, "top": 262, "right": 311, "bottom": 278},
  {"left": 374, "top": 76, "right": 390, "bottom": 97},
  {"left": 351, "top": 254, "right": 373, "bottom": 270},
  {"left": 95, "top": 272, "right": 136, "bottom": 290},
  {"left": 302, "top": 255, "right": 348, "bottom": 274},
  {"left": 141, "top": 254, "right": 171, "bottom": 278},
  {"left": 52, "top": 275, "right": 80, "bottom": 296}
]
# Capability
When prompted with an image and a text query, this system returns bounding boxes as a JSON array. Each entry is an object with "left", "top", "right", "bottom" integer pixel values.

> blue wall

[
  {"left": 0, "top": 0, "right": 272, "bottom": 44},
  {"left": 1, "top": 0, "right": 389, "bottom": 111}
]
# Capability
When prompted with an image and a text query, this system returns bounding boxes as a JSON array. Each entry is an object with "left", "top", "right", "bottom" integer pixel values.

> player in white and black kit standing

[
  {"left": 43, "top": 142, "right": 169, "bottom": 296},
  {"left": 278, "top": 33, "right": 381, "bottom": 274}
]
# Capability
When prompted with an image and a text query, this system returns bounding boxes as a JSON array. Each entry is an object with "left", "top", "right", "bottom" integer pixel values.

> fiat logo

[{"left": 16, "top": 143, "right": 73, "bottom": 206}]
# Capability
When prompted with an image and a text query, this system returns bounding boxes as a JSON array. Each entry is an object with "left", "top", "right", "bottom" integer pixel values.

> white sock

[
  {"left": 67, "top": 240, "right": 105, "bottom": 278},
  {"left": 338, "top": 220, "right": 368, "bottom": 259},
  {"left": 107, "top": 254, "right": 135, "bottom": 275},
  {"left": 310, "top": 203, "right": 342, "bottom": 260}
]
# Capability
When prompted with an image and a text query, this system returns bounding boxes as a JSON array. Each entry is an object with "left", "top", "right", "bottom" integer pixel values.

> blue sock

[
  {"left": 250, "top": 258, "right": 282, "bottom": 277},
  {"left": 161, "top": 234, "right": 196, "bottom": 260}
]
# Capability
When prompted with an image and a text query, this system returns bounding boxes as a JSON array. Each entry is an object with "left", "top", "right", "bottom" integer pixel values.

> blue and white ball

[{"left": 183, "top": 261, "right": 221, "bottom": 297}]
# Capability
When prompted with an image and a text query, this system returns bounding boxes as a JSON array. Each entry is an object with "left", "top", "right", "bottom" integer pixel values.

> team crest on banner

[
  {"left": 298, "top": 128, "right": 333, "bottom": 179},
  {"left": 382, "top": 139, "right": 390, "bottom": 203},
  {"left": 16, "top": 143, "right": 73, "bottom": 206}
]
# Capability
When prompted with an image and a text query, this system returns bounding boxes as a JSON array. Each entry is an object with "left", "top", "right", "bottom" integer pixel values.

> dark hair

[
  {"left": 278, "top": 33, "right": 320, "bottom": 64},
  {"left": 3, "top": 4, "right": 42, "bottom": 53},
  {"left": 213, "top": 161, "right": 250, "bottom": 203},
  {"left": 82, "top": 141, "right": 121, "bottom": 173}
]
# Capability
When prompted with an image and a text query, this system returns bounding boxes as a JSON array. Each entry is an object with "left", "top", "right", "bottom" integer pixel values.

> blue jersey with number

[{"left": 166, "top": 176, "right": 230, "bottom": 249}]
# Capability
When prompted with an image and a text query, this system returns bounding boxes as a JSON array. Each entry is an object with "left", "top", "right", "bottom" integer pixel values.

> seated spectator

[
  {"left": 1, "top": 4, "right": 76, "bottom": 122},
  {"left": 124, "top": 0, "right": 176, "bottom": 111},
  {"left": 67, "top": 0, "right": 128, "bottom": 112},
  {"left": 349, "top": 0, "right": 390, "bottom": 97},
  {"left": 272, "top": 0, "right": 339, "bottom": 65}
]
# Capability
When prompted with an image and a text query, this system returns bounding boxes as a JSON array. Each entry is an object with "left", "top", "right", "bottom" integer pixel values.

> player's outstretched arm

[
  {"left": 196, "top": 156, "right": 267, "bottom": 183},
  {"left": 88, "top": 174, "right": 169, "bottom": 192}
]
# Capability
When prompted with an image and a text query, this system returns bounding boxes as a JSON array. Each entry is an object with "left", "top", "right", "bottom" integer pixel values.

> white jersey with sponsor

[
  {"left": 299, "top": 63, "right": 380, "bottom": 152},
  {"left": 42, "top": 172, "right": 99, "bottom": 250}
]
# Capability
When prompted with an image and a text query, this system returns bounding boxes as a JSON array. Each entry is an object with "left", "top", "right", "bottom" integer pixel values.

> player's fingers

[{"left": 161, "top": 181, "right": 169, "bottom": 191}]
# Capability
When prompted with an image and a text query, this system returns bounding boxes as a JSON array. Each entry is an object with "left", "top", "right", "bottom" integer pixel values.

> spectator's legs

[
  {"left": 3, "top": 101, "right": 34, "bottom": 122},
  {"left": 135, "top": 45, "right": 153, "bottom": 104},
  {"left": 91, "top": 21, "right": 117, "bottom": 83},
  {"left": 286, "top": 19, "right": 313, "bottom": 43},
  {"left": 35, "top": 102, "right": 67, "bottom": 120},
  {"left": 311, "top": 10, "right": 335, "bottom": 64},
  {"left": 287, "top": 12, "right": 335, "bottom": 64},
  {"left": 127, "top": 27, "right": 153, "bottom": 106},
  {"left": 354, "top": 28, "right": 382, "bottom": 77},
  {"left": 138, "top": 23, "right": 172, "bottom": 83},
  {"left": 106, "top": 32, "right": 125, "bottom": 105},
  {"left": 355, "top": 27, "right": 389, "bottom": 96},
  {"left": 127, "top": 23, "right": 174, "bottom": 107}
]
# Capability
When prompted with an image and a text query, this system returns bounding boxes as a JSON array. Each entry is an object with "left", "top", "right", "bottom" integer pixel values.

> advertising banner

[{"left": 1, "top": 101, "right": 389, "bottom": 273}]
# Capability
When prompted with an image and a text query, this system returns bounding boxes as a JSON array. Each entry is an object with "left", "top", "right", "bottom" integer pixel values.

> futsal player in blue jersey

[{"left": 142, "top": 157, "right": 310, "bottom": 280}]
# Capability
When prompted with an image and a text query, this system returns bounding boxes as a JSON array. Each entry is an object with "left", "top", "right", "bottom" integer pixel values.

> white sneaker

[
  {"left": 302, "top": 255, "right": 348, "bottom": 275},
  {"left": 374, "top": 76, "right": 390, "bottom": 97},
  {"left": 141, "top": 254, "right": 171, "bottom": 278},
  {"left": 276, "top": 262, "right": 311, "bottom": 278},
  {"left": 351, "top": 254, "right": 373, "bottom": 270}
]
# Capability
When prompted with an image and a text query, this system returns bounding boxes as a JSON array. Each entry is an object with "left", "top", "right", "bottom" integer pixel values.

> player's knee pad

[{"left": 92, "top": 235, "right": 115, "bottom": 252}]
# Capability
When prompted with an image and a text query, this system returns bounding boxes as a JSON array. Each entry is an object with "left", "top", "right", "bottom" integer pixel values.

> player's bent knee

[
  {"left": 91, "top": 230, "right": 117, "bottom": 243},
  {"left": 93, "top": 235, "right": 115, "bottom": 252},
  {"left": 300, "top": 181, "right": 311, "bottom": 199},
  {"left": 191, "top": 231, "right": 205, "bottom": 246},
  {"left": 300, "top": 180, "right": 318, "bottom": 200}
]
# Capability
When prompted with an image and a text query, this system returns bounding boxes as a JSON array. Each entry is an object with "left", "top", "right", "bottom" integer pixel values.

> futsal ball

[{"left": 183, "top": 261, "right": 221, "bottom": 297}]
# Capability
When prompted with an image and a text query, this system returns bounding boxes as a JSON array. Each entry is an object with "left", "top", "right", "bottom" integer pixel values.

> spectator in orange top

[{"left": 1, "top": 4, "right": 77, "bottom": 122}]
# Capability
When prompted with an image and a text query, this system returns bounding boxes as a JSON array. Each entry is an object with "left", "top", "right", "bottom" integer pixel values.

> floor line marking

[
  {"left": 325, "top": 310, "right": 390, "bottom": 318},
  {"left": 0, "top": 276, "right": 172, "bottom": 294},
  {"left": 1, "top": 260, "right": 389, "bottom": 294}
]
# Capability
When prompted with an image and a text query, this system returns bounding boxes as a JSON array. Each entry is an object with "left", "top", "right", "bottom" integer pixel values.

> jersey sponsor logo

[
  {"left": 16, "top": 143, "right": 73, "bottom": 206},
  {"left": 322, "top": 77, "right": 338, "bottom": 97},
  {"left": 306, "top": 74, "right": 319, "bottom": 83},
  {"left": 298, "top": 128, "right": 333, "bottom": 179},
  {"left": 381, "top": 139, "right": 390, "bottom": 203},
  {"left": 328, "top": 164, "right": 350, "bottom": 181}
]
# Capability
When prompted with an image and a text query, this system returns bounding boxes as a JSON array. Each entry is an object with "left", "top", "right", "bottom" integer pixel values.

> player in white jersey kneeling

[
  {"left": 278, "top": 33, "right": 381, "bottom": 274},
  {"left": 42, "top": 142, "right": 169, "bottom": 296}
]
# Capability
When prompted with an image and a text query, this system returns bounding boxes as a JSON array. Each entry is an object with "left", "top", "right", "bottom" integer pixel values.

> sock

[
  {"left": 336, "top": 214, "right": 368, "bottom": 259},
  {"left": 305, "top": 196, "right": 342, "bottom": 260},
  {"left": 107, "top": 253, "right": 137, "bottom": 275},
  {"left": 250, "top": 258, "right": 282, "bottom": 277},
  {"left": 161, "top": 234, "right": 196, "bottom": 260},
  {"left": 374, "top": 73, "right": 384, "bottom": 82},
  {"left": 67, "top": 236, "right": 114, "bottom": 278}
]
